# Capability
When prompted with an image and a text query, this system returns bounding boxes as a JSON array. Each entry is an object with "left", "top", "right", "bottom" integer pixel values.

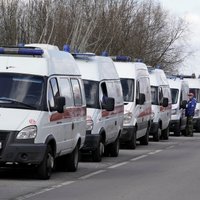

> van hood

[{"left": 0, "top": 108, "right": 41, "bottom": 131}]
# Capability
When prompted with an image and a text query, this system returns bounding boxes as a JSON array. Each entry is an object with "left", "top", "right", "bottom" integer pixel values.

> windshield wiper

[{"left": 0, "top": 97, "right": 36, "bottom": 109}]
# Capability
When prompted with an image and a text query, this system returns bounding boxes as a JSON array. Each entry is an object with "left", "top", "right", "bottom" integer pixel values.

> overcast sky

[{"left": 159, "top": 0, "right": 200, "bottom": 76}]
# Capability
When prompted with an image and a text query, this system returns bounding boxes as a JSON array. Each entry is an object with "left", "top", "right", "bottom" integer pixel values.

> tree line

[{"left": 0, "top": 0, "right": 189, "bottom": 71}]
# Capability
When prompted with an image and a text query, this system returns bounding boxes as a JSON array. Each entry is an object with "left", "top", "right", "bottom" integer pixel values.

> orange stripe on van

[
  {"left": 138, "top": 107, "right": 152, "bottom": 117},
  {"left": 102, "top": 105, "right": 124, "bottom": 117},
  {"left": 50, "top": 106, "right": 86, "bottom": 122}
]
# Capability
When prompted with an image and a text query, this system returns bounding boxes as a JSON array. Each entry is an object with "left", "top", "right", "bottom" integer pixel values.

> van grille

[{"left": 0, "top": 132, "right": 10, "bottom": 156}]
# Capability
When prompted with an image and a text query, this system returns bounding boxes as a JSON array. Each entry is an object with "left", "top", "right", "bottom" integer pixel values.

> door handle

[
  {"left": 56, "top": 121, "right": 62, "bottom": 124},
  {"left": 72, "top": 122, "right": 74, "bottom": 130}
]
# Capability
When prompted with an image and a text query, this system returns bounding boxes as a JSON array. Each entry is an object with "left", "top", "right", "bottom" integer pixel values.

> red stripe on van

[
  {"left": 50, "top": 106, "right": 86, "bottom": 122},
  {"left": 102, "top": 105, "right": 124, "bottom": 117},
  {"left": 138, "top": 107, "right": 152, "bottom": 117}
]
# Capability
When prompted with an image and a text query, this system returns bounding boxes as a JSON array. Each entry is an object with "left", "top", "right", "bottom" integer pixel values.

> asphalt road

[{"left": 1, "top": 134, "right": 200, "bottom": 200}]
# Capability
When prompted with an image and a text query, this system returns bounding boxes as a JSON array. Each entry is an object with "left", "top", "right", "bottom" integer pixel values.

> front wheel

[
  {"left": 127, "top": 131, "right": 136, "bottom": 149},
  {"left": 109, "top": 137, "right": 120, "bottom": 157},
  {"left": 140, "top": 126, "right": 149, "bottom": 145},
  {"left": 92, "top": 139, "right": 104, "bottom": 162},
  {"left": 161, "top": 126, "right": 169, "bottom": 140},
  {"left": 37, "top": 145, "right": 54, "bottom": 180}
]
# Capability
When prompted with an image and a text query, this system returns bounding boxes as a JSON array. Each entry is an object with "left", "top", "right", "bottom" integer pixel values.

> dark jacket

[{"left": 185, "top": 97, "right": 197, "bottom": 117}]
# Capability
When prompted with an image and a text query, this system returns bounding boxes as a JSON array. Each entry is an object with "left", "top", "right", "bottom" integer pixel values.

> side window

[
  {"left": 158, "top": 87, "right": 163, "bottom": 105},
  {"left": 59, "top": 78, "right": 73, "bottom": 107},
  {"left": 71, "top": 78, "right": 82, "bottom": 106},
  {"left": 48, "top": 78, "right": 60, "bottom": 109},
  {"left": 136, "top": 81, "right": 140, "bottom": 102},
  {"left": 100, "top": 82, "right": 108, "bottom": 103}
]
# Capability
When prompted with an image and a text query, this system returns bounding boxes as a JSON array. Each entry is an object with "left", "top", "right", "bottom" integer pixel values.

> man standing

[{"left": 185, "top": 92, "right": 197, "bottom": 136}]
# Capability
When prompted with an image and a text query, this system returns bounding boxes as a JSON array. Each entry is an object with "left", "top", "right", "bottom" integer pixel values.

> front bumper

[
  {"left": 169, "top": 120, "right": 180, "bottom": 132},
  {"left": 0, "top": 143, "right": 47, "bottom": 165},
  {"left": 81, "top": 131, "right": 101, "bottom": 152},
  {"left": 120, "top": 126, "right": 135, "bottom": 143},
  {"left": 149, "top": 122, "right": 159, "bottom": 135}
]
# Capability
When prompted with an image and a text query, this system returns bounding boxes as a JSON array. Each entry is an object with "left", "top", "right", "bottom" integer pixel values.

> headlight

[
  {"left": 16, "top": 126, "right": 37, "bottom": 139},
  {"left": 124, "top": 112, "right": 132, "bottom": 124},
  {"left": 195, "top": 109, "right": 200, "bottom": 117},
  {"left": 171, "top": 109, "right": 178, "bottom": 115},
  {"left": 151, "top": 111, "right": 155, "bottom": 120},
  {"left": 86, "top": 116, "right": 93, "bottom": 130}
]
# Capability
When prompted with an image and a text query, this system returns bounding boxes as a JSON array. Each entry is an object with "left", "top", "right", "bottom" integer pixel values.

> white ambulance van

[
  {"left": 167, "top": 76, "right": 188, "bottom": 136},
  {"left": 114, "top": 56, "right": 151, "bottom": 149},
  {"left": 0, "top": 44, "right": 86, "bottom": 179},
  {"left": 73, "top": 53, "right": 124, "bottom": 162},
  {"left": 148, "top": 68, "right": 172, "bottom": 141},
  {"left": 179, "top": 74, "right": 200, "bottom": 132}
]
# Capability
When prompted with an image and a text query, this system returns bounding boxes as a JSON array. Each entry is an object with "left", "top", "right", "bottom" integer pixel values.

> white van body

[
  {"left": 148, "top": 68, "right": 172, "bottom": 141},
  {"left": 114, "top": 60, "right": 151, "bottom": 149},
  {"left": 0, "top": 44, "right": 86, "bottom": 179},
  {"left": 181, "top": 76, "right": 200, "bottom": 131},
  {"left": 167, "top": 77, "right": 189, "bottom": 135},
  {"left": 74, "top": 54, "right": 124, "bottom": 162}
]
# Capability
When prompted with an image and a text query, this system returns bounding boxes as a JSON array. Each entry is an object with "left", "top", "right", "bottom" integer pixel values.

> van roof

[
  {"left": 149, "top": 68, "right": 169, "bottom": 86},
  {"left": 74, "top": 54, "right": 119, "bottom": 81},
  {"left": 114, "top": 62, "right": 149, "bottom": 79},
  {"left": 0, "top": 44, "right": 80, "bottom": 76}
]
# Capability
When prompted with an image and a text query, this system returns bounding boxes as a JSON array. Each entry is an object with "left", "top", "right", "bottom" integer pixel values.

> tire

[
  {"left": 66, "top": 144, "right": 79, "bottom": 172},
  {"left": 153, "top": 127, "right": 161, "bottom": 142},
  {"left": 37, "top": 145, "right": 54, "bottom": 180},
  {"left": 92, "top": 139, "right": 104, "bottom": 162},
  {"left": 161, "top": 126, "right": 170, "bottom": 140},
  {"left": 109, "top": 137, "right": 120, "bottom": 157},
  {"left": 140, "top": 125, "right": 149, "bottom": 145},
  {"left": 127, "top": 131, "right": 136, "bottom": 149}
]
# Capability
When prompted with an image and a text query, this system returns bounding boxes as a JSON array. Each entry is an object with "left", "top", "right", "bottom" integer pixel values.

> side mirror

[
  {"left": 55, "top": 96, "right": 65, "bottom": 113},
  {"left": 136, "top": 93, "right": 145, "bottom": 105},
  {"left": 102, "top": 97, "right": 115, "bottom": 111},
  {"left": 162, "top": 97, "right": 169, "bottom": 107},
  {"left": 180, "top": 100, "right": 187, "bottom": 109}
]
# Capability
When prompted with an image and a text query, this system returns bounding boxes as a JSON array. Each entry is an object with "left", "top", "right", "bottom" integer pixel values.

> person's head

[{"left": 188, "top": 92, "right": 194, "bottom": 99}]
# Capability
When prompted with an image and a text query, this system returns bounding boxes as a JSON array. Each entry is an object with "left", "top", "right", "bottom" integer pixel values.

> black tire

[
  {"left": 66, "top": 144, "right": 79, "bottom": 172},
  {"left": 127, "top": 131, "right": 136, "bottom": 149},
  {"left": 153, "top": 127, "right": 161, "bottom": 142},
  {"left": 162, "top": 126, "right": 169, "bottom": 140},
  {"left": 109, "top": 137, "right": 120, "bottom": 157},
  {"left": 140, "top": 126, "right": 149, "bottom": 145},
  {"left": 92, "top": 140, "right": 104, "bottom": 162},
  {"left": 37, "top": 145, "right": 54, "bottom": 180}
]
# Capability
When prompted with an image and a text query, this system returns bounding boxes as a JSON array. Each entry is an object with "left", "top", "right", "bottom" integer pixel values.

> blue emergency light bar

[
  {"left": 111, "top": 55, "right": 131, "bottom": 62},
  {"left": 0, "top": 47, "right": 44, "bottom": 55}
]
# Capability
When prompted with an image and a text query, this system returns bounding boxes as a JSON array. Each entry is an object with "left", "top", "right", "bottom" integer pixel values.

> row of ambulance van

[{"left": 0, "top": 43, "right": 199, "bottom": 180}]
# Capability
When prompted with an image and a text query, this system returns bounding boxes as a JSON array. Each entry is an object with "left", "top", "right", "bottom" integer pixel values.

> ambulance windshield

[
  {"left": 83, "top": 80, "right": 100, "bottom": 108},
  {"left": 120, "top": 78, "right": 134, "bottom": 102},
  {"left": 0, "top": 73, "right": 44, "bottom": 110}
]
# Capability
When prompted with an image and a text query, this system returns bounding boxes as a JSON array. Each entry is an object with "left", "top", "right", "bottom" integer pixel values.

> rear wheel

[{"left": 37, "top": 145, "right": 54, "bottom": 180}]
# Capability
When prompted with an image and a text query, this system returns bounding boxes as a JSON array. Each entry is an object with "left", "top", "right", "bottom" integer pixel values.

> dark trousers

[{"left": 185, "top": 116, "right": 194, "bottom": 136}]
